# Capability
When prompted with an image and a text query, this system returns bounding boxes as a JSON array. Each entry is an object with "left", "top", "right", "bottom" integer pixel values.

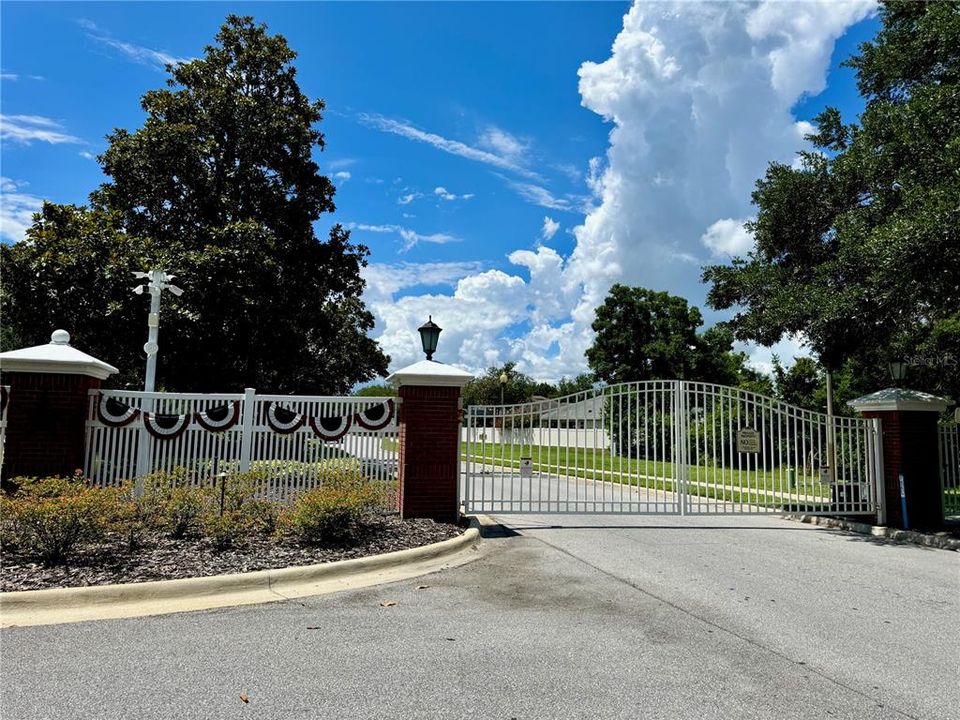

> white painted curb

[{"left": 1, "top": 520, "right": 487, "bottom": 628}]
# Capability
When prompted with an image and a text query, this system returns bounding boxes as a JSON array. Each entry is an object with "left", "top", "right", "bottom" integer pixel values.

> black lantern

[
  {"left": 418, "top": 316, "right": 442, "bottom": 361},
  {"left": 888, "top": 360, "right": 907, "bottom": 383}
]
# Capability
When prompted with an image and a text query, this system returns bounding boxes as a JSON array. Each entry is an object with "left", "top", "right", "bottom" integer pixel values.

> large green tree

[
  {"left": 1, "top": 15, "right": 388, "bottom": 393},
  {"left": 586, "top": 285, "right": 758, "bottom": 387},
  {"left": 703, "top": 1, "right": 959, "bottom": 402}
]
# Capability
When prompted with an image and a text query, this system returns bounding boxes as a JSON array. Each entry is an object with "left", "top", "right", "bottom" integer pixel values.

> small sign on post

[
  {"left": 520, "top": 457, "right": 533, "bottom": 478},
  {"left": 736, "top": 427, "right": 760, "bottom": 453}
]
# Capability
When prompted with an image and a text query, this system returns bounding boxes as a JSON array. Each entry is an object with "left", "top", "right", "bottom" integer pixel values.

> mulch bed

[{"left": 1, "top": 516, "right": 463, "bottom": 592}]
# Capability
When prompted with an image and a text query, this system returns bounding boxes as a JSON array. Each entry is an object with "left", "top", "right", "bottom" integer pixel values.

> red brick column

[
  {"left": 397, "top": 385, "right": 461, "bottom": 521},
  {"left": 0, "top": 329, "right": 119, "bottom": 484},
  {"left": 850, "top": 389, "right": 949, "bottom": 530},
  {"left": 2, "top": 373, "right": 101, "bottom": 481},
  {"left": 390, "top": 360, "right": 473, "bottom": 522}
]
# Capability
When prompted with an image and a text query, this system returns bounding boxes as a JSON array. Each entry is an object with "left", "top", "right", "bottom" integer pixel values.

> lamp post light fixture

[
  {"left": 132, "top": 269, "right": 184, "bottom": 393},
  {"left": 499, "top": 371, "right": 508, "bottom": 406},
  {"left": 888, "top": 360, "right": 908, "bottom": 384},
  {"left": 418, "top": 316, "right": 442, "bottom": 361}
]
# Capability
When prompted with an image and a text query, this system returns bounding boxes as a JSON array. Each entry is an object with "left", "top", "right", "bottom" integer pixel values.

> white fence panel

[
  {"left": 941, "top": 423, "right": 960, "bottom": 519},
  {"left": 0, "top": 385, "right": 9, "bottom": 470},
  {"left": 84, "top": 388, "right": 399, "bottom": 509}
]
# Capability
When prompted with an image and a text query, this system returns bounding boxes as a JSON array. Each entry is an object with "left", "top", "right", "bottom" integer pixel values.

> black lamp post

[
  {"left": 888, "top": 360, "right": 907, "bottom": 384},
  {"left": 418, "top": 316, "right": 442, "bottom": 361}
]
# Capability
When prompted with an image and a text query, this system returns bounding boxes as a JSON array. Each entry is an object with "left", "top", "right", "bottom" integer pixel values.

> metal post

[{"left": 825, "top": 370, "right": 837, "bottom": 485}]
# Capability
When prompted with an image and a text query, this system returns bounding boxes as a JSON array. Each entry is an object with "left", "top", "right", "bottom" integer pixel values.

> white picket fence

[
  {"left": 941, "top": 423, "right": 960, "bottom": 519},
  {"left": 84, "top": 388, "right": 399, "bottom": 508},
  {"left": 0, "top": 385, "right": 8, "bottom": 469}
]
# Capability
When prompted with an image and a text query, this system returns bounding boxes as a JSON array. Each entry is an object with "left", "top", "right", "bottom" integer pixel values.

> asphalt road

[{"left": 1, "top": 514, "right": 957, "bottom": 720}]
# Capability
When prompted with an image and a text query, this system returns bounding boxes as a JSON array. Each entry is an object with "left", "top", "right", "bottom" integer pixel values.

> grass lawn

[{"left": 461, "top": 442, "right": 836, "bottom": 506}]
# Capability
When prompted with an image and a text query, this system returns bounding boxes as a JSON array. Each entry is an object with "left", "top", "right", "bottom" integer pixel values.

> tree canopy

[
  {"left": 1, "top": 15, "right": 388, "bottom": 393},
  {"left": 585, "top": 285, "right": 761, "bottom": 388},
  {"left": 703, "top": 0, "right": 959, "bottom": 402}
]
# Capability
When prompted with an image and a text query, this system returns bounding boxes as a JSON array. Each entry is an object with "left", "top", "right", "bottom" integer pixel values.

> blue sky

[{"left": 1, "top": 1, "right": 880, "bottom": 381}]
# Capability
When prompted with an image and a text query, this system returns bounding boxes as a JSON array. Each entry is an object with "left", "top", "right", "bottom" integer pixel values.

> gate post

[
  {"left": 0, "top": 330, "right": 118, "bottom": 482},
  {"left": 389, "top": 360, "right": 473, "bottom": 522},
  {"left": 849, "top": 388, "right": 949, "bottom": 529}
]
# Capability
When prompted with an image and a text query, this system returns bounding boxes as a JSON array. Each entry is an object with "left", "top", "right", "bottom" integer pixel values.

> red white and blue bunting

[
  {"left": 354, "top": 399, "right": 395, "bottom": 431},
  {"left": 93, "top": 395, "right": 394, "bottom": 442},
  {"left": 143, "top": 411, "right": 191, "bottom": 440},
  {"left": 98, "top": 395, "right": 141, "bottom": 427},
  {"left": 309, "top": 414, "right": 351, "bottom": 442},
  {"left": 195, "top": 402, "right": 240, "bottom": 432},
  {"left": 265, "top": 402, "right": 305, "bottom": 434}
]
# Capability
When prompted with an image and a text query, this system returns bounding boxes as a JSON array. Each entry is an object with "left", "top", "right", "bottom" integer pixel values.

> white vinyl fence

[
  {"left": 0, "top": 385, "right": 9, "bottom": 469},
  {"left": 84, "top": 388, "right": 399, "bottom": 508},
  {"left": 941, "top": 423, "right": 960, "bottom": 519}
]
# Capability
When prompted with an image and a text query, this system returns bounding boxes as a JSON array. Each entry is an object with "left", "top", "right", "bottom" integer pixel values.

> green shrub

[
  {"left": 202, "top": 510, "right": 246, "bottom": 551},
  {"left": 280, "top": 476, "right": 379, "bottom": 545},
  {"left": 138, "top": 470, "right": 207, "bottom": 539},
  {"left": 1, "top": 475, "right": 115, "bottom": 564}
]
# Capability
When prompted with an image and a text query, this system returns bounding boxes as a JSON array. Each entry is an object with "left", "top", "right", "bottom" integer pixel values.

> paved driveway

[{"left": 2, "top": 515, "right": 957, "bottom": 720}]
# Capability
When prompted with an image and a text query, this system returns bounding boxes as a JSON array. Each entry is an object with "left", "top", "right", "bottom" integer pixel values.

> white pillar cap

[
  {"left": 848, "top": 388, "right": 950, "bottom": 413},
  {"left": 388, "top": 360, "right": 473, "bottom": 388},
  {"left": 0, "top": 329, "right": 119, "bottom": 380}
]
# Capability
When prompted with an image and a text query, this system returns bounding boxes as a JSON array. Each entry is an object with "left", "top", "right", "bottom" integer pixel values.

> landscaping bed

[
  {"left": 0, "top": 466, "right": 462, "bottom": 593},
  {"left": 1, "top": 515, "right": 461, "bottom": 592}
]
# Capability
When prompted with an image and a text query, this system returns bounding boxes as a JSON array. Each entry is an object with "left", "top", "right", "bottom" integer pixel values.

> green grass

[{"left": 461, "top": 442, "right": 836, "bottom": 507}]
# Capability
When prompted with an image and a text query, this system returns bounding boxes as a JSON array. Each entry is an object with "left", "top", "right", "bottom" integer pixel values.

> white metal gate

[{"left": 462, "top": 381, "right": 883, "bottom": 520}]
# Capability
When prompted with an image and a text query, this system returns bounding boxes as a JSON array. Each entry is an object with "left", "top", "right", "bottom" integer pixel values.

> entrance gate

[{"left": 462, "top": 381, "right": 884, "bottom": 521}]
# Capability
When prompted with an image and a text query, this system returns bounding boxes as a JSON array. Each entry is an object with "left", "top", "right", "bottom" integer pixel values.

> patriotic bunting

[
  {"left": 97, "top": 395, "right": 141, "bottom": 427},
  {"left": 93, "top": 395, "right": 395, "bottom": 442},
  {"left": 354, "top": 399, "right": 395, "bottom": 431},
  {"left": 309, "top": 414, "right": 352, "bottom": 442},
  {"left": 194, "top": 402, "right": 240, "bottom": 432},
  {"left": 265, "top": 402, "right": 305, "bottom": 434},
  {"left": 143, "top": 411, "right": 191, "bottom": 440}
]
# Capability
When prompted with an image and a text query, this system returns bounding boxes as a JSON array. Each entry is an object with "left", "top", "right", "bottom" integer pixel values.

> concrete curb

[
  {"left": 784, "top": 514, "right": 960, "bottom": 551},
  {"left": 1, "top": 517, "right": 489, "bottom": 628}
]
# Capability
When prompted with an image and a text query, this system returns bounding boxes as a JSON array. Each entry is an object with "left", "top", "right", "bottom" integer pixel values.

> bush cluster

[
  {"left": 0, "top": 461, "right": 386, "bottom": 565},
  {"left": 279, "top": 461, "right": 380, "bottom": 544}
]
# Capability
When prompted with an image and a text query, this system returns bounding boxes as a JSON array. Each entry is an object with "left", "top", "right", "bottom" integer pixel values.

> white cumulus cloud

[
  {"left": 360, "top": 1, "right": 876, "bottom": 381},
  {"left": 701, "top": 218, "right": 754, "bottom": 257}
]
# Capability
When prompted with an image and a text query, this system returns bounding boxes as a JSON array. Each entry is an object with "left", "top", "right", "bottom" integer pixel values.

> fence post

[
  {"left": 389, "top": 360, "right": 473, "bottom": 521},
  {"left": 850, "top": 388, "right": 949, "bottom": 529},
  {"left": 238, "top": 387, "right": 256, "bottom": 472},
  {"left": 0, "top": 330, "right": 118, "bottom": 482}
]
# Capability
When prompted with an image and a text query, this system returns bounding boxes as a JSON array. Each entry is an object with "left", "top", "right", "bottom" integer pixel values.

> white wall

[{"left": 461, "top": 426, "right": 610, "bottom": 451}]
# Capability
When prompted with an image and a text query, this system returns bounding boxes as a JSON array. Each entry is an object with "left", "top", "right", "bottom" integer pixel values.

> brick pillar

[
  {"left": 0, "top": 330, "right": 118, "bottom": 482},
  {"left": 389, "top": 360, "right": 473, "bottom": 522},
  {"left": 850, "top": 389, "right": 949, "bottom": 530}
]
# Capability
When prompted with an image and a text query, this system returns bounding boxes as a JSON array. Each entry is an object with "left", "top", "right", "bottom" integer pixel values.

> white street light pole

[
  {"left": 132, "top": 269, "right": 183, "bottom": 393},
  {"left": 132, "top": 269, "right": 183, "bottom": 486}
]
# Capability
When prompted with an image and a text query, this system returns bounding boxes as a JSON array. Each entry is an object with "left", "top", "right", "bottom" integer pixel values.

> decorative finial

[{"left": 50, "top": 329, "right": 71, "bottom": 345}]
